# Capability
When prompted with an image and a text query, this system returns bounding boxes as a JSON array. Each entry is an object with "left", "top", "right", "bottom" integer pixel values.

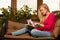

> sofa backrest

[
  {"left": 52, "top": 11, "right": 60, "bottom": 37},
  {"left": 7, "top": 20, "right": 25, "bottom": 30},
  {"left": 53, "top": 19, "right": 60, "bottom": 37}
]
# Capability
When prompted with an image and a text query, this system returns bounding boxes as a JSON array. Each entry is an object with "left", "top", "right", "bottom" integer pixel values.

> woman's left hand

[{"left": 34, "top": 22, "right": 40, "bottom": 25}]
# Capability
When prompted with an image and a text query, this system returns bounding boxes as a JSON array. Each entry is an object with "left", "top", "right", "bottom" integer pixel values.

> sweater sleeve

[{"left": 44, "top": 14, "right": 55, "bottom": 30}]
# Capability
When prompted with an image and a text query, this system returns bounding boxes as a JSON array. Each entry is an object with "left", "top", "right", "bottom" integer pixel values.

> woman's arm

[{"left": 43, "top": 14, "right": 55, "bottom": 30}]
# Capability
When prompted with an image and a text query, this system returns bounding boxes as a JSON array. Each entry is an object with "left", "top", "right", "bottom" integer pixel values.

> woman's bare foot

[{"left": 5, "top": 32, "right": 12, "bottom": 35}]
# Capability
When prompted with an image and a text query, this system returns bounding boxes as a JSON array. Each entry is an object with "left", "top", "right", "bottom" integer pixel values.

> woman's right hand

[{"left": 25, "top": 24, "right": 29, "bottom": 26}]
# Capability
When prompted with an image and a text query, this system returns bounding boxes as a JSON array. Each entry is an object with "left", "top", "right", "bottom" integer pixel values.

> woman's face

[{"left": 40, "top": 7, "right": 47, "bottom": 16}]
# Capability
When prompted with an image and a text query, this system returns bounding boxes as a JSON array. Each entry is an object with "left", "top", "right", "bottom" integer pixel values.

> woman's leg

[
  {"left": 12, "top": 26, "right": 28, "bottom": 36},
  {"left": 31, "top": 29, "right": 51, "bottom": 37}
]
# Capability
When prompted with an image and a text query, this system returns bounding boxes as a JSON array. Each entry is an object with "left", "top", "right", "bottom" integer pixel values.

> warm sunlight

[
  {"left": 17, "top": 0, "right": 37, "bottom": 11},
  {"left": 0, "top": 0, "right": 11, "bottom": 14},
  {"left": 43, "top": 0, "right": 60, "bottom": 12}
]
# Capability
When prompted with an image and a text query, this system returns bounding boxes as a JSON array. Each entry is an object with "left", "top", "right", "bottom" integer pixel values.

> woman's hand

[
  {"left": 34, "top": 22, "right": 44, "bottom": 27},
  {"left": 33, "top": 22, "right": 40, "bottom": 25},
  {"left": 25, "top": 24, "right": 29, "bottom": 26},
  {"left": 39, "top": 24, "right": 44, "bottom": 27}
]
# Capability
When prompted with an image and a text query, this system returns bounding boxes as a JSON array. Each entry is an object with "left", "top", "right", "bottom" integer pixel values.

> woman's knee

[{"left": 31, "top": 29, "right": 37, "bottom": 35}]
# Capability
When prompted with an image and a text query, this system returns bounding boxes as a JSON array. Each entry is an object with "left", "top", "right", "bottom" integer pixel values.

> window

[
  {"left": 43, "top": 0, "right": 60, "bottom": 12},
  {"left": 17, "top": 0, "right": 37, "bottom": 14},
  {"left": 0, "top": 0, "right": 11, "bottom": 14}
]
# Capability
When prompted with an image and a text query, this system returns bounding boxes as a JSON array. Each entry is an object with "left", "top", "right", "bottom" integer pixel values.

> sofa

[{"left": 1, "top": 11, "right": 60, "bottom": 40}]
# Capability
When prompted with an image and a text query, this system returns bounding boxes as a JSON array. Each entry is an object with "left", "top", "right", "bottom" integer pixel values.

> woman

[{"left": 6, "top": 4, "right": 55, "bottom": 37}]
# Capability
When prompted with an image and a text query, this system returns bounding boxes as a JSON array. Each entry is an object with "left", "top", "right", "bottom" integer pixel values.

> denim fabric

[{"left": 12, "top": 27, "right": 51, "bottom": 37}]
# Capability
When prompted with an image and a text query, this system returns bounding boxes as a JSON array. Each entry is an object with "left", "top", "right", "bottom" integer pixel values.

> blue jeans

[{"left": 12, "top": 26, "right": 51, "bottom": 37}]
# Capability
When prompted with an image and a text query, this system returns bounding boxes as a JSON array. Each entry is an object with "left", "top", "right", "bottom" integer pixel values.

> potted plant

[
  {"left": 19, "top": 5, "right": 32, "bottom": 19},
  {"left": 2, "top": 6, "right": 11, "bottom": 19}
]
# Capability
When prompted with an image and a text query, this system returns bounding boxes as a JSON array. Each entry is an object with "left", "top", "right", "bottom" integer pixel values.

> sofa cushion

[{"left": 4, "top": 33, "right": 55, "bottom": 39}]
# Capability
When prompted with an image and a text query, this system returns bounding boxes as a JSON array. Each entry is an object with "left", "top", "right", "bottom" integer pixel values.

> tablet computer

[{"left": 27, "top": 19, "right": 35, "bottom": 27}]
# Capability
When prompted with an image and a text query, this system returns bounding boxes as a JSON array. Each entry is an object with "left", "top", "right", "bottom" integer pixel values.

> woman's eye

[{"left": 40, "top": 9, "right": 43, "bottom": 11}]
